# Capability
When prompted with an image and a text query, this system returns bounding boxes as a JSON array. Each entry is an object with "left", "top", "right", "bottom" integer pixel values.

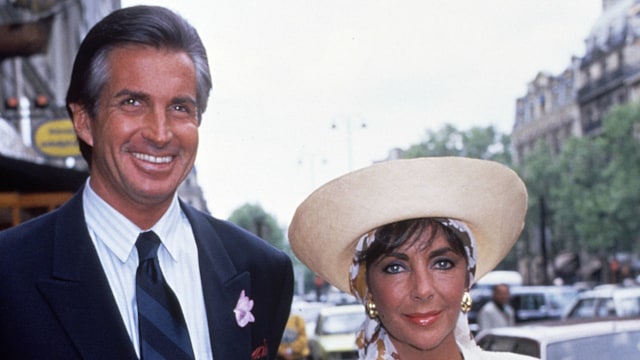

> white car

[
  {"left": 290, "top": 300, "right": 330, "bottom": 338},
  {"left": 308, "top": 304, "right": 365, "bottom": 360},
  {"left": 563, "top": 286, "right": 640, "bottom": 319},
  {"left": 476, "top": 317, "right": 640, "bottom": 359}
]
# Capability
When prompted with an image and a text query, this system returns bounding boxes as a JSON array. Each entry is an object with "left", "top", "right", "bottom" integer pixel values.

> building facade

[{"left": 512, "top": 0, "right": 640, "bottom": 163}]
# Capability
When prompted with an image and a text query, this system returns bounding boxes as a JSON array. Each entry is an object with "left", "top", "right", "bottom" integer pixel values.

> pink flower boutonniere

[{"left": 234, "top": 290, "right": 255, "bottom": 327}]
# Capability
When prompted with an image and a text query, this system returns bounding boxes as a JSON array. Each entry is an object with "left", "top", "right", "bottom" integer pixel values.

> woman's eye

[
  {"left": 434, "top": 259, "right": 454, "bottom": 270},
  {"left": 384, "top": 263, "right": 404, "bottom": 274}
]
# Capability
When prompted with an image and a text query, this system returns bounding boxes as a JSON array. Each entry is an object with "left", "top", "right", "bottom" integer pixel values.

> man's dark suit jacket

[{"left": 0, "top": 190, "right": 294, "bottom": 359}]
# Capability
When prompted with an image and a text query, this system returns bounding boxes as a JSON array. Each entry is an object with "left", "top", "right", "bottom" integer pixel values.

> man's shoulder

[
  {"left": 479, "top": 300, "right": 497, "bottom": 313},
  {"left": 0, "top": 191, "right": 82, "bottom": 242},
  {"left": 181, "top": 204, "right": 290, "bottom": 261},
  {"left": 0, "top": 206, "right": 60, "bottom": 244}
]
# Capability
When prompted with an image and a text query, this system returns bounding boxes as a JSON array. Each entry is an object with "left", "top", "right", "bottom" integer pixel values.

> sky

[{"left": 122, "top": 0, "right": 603, "bottom": 228}]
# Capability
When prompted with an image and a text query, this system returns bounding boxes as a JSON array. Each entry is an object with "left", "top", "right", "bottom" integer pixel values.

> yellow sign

[{"left": 34, "top": 119, "right": 80, "bottom": 157}]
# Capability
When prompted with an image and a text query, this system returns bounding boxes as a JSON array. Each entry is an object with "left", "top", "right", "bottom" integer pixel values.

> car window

[
  {"left": 547, "top": 331, "right": 640, "bottom": 359},
  {"left": 568, "top": 298, "right": 597, "bottom": 318},
  {"left": 319, "top": 312, "right": 365, "bottom": 335},
  {"left": 616, "top": 296, "right": 640, "bottom": 317},
  {"left": 549, "top": 290, "right": 578, "bottom": 310},
  {"left": 516, "top": 294, "right": 545, "bottom": 310},
  {"left": 476, "top": 335, "right": 540, "bottom": 358},
  {"left": 596, "top": 298, "right": 616, "bottom": 317}
]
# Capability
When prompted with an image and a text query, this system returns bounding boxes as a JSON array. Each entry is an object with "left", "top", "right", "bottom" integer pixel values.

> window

[
  {"left": 477, "top": 335, "right": 540, "bottom": 358},
  {"left": 568, "top": 298, "right": 597, "bottom": 318}
]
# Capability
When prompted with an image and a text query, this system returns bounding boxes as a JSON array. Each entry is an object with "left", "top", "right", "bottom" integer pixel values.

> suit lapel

[
  {"left": 182, "top": 204, "right": 253, "bottom": 359},
  {"left": 37, "top": 192, "right": 137, "bottom": 360}
]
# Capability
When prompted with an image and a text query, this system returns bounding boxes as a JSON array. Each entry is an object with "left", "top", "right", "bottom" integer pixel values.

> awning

[{"left": 0, "top": 153, "right": 87, "bottom": 193}]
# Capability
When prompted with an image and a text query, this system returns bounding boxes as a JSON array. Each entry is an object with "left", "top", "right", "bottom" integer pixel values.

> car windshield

[
  {"left": 568, "top": 292, "right": 640, "bottom": 318},
  {"left": 320, "top": 312, "right": 366, "bottom": 335},
  {"left": 548, "top": 290, "right": 578, "bottom": 309},
  {"left": 616, "top": 296, "right": 640, "bottom": 317},
  {"left": 476, "top": 335, "right": 540, "bottom": 358},
  {"left": 547, "top": 330, "right": 640, "bottom": 359},
  {"left": 569, "top": 298, "right": 599, "bottom": 318}
]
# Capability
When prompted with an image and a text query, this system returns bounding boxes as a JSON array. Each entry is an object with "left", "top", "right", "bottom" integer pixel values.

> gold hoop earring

[
  {"left": 366, "top": 297, "right": 378, "bottom": 319},
  {"left": 461, "top": 291, "right": 473, "bottom": 313}
]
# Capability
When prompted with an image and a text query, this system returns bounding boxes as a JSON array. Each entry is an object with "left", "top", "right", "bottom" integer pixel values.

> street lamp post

[{"left": 331, "top": 115, "right": 366, "bottom": 171}]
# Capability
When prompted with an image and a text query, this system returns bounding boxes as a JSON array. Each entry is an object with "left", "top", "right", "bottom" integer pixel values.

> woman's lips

[{"left": 405, "top": 311, "right": 442, "bottom": 326}]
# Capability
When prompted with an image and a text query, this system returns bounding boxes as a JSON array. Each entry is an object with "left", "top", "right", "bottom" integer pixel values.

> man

[
  {"left": 0, "top": 6, "right": 293, "bottom": 360},
  {"left": 477, "top": 283, "right": 516, "bottom": 332}
]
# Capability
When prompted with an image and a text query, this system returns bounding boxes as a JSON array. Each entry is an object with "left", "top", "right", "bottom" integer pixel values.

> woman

[{"left": 288, "top": 157, "right": 536, "bottom": 359}]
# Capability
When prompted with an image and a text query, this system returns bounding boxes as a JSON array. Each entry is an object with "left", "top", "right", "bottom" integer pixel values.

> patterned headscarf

[{"left": 348, "top": 219, "right": 478, "bottom": 359}]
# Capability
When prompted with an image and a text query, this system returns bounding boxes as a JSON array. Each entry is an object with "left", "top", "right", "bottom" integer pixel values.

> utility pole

[
  {"left": 540, "top": 195, "right": 549, "bottom": 285},
  {"left": 331, "top": 115, "right": 366, "bottom": 171}
]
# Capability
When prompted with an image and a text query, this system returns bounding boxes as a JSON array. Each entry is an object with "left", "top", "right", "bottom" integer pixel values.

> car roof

[
  {"left": 475, "top": 271, "right": 523, "bottom": 287},
  {"left": 319, "top": 304, "right": 365, "bottom": 316},
  {"left": 577, "top": 286, "right": 640, "bottom": 299},
  {"left": 477, "top": 317, "right": 640, "bottom": 343},
  {"left": 510, "top": 285, "right": 578, "bottom": 294}
]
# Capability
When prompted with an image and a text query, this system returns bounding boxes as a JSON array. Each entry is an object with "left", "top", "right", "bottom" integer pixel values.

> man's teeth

[{"left": 133, "top": 152, "right": 172, "bottom": 163}]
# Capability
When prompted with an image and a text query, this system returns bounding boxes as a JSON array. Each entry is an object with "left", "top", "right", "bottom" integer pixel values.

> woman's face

[{"left": 367, "top": 229, "right": 468, "bottom": 357}]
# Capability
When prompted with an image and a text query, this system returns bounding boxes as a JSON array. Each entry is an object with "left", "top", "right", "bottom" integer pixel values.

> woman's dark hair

[
  {"left": 65, "top": 5, "right": 212, "bottom": 166},
  {"left": 357, "top": 218, "right": 468, "bottom": 270}
]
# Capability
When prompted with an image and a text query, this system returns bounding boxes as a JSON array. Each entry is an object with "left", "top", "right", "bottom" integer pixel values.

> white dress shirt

[{"left": 83, "top": 179, "right": 213, "bottom": 359}]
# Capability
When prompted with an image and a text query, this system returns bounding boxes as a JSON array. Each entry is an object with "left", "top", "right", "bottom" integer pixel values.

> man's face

[
  {"left": 72, "top": 45, "right": 199, "bottom": 215},
  {"left": 494, "top": 285, "right": 510, "bottom": 305}
]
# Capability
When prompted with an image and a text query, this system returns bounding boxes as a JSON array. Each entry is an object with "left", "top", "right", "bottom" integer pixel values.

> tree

[
  {"left": 516, "top": 101, "right": 640, "bottom": 284},
  {"left": 597, "top": 103, "right": 640, "bottom": 252},
  {"left": 402, "top": 123, "right": 511, "bottom": 162},
  {"left": 228, "top": 203, "right": 286, "bottom": 250},
  {"left": 545, "top": 103, "right": 640, "bottom": 255}
]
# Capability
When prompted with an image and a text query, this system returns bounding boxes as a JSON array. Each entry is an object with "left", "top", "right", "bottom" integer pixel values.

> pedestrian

[
  {"left": 0, "top": 6, "right": 293, "bottom": 360},
  {"left": 477, "top": 284, "right": 516, "bottom": 332},
  {"left": 289, "top": 157, "right": 535, "bottom": 359},
  {"left": 277, "top": 313, "right": 311, "bottom": 360}
]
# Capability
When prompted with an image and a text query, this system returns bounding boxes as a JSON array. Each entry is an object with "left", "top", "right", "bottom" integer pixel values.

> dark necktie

[{"left": 136, "top": 231, "right": 195, "bottom": 360}]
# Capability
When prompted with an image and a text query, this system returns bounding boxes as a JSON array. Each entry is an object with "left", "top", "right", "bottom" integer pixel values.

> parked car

[
  {"left": 509, "top": 285, "right": 579, "bottom": 323},
  {"left": 475, "top": 270, "right": 523, "bottom": 288},
  {"left": 290, "top": 300, "right": 330, "bottom": 337},
  {"left": 476, "top": 317, "right": 640, "bottom": 359},
  {"left": 308, "top": 304, "right": 365, "bottom": 360},
  {"left": 563, "top": 286, "right": 640, "bottom": 319}
]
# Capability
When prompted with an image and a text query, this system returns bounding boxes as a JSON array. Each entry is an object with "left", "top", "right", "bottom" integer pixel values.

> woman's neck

[{"left": 392, "top": 334, "right": 463, "bottom": 360}]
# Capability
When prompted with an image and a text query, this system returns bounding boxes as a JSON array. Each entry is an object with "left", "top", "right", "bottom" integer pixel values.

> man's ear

[{"left": 69, "top": 103, "right": 94, "bottom": 147}]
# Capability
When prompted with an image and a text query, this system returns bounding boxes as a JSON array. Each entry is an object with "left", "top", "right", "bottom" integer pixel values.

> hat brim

[{"left": 288, "top": 157, "right": 528, "bottom": 294}]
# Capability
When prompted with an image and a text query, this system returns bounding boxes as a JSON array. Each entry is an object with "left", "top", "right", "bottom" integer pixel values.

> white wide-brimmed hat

[{"left": 288, "top": 157, "right": 528, "bottom": 294}]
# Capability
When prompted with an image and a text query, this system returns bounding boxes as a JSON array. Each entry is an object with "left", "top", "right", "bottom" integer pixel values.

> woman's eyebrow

[
  {"left": 428, "top": 247, "right": 457, "bottom": 258},
  {"left": 384, "top": 251, "right": 409, "bottom": 261}
]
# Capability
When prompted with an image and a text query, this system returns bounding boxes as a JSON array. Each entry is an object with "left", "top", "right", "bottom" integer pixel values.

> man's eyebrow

[
  {"left": 114, "top": 89, "right": 149, "bottom": 101},
  {"left": 171, "top": 95, "right": 197, "bottom": 105}
]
